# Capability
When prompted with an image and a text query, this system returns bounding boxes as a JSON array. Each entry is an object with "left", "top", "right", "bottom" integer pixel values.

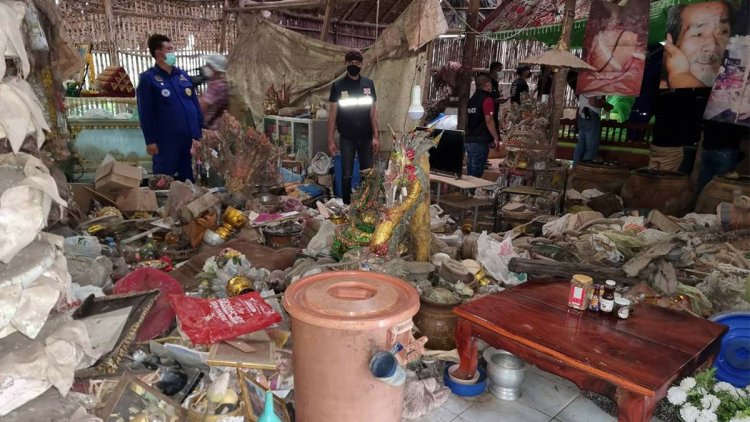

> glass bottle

[
  {"left": 567, "top": 274, "right": 593, "bottom": 310},
  {"left": 600, "top": 280, "right": 616, "bottom": 315}
]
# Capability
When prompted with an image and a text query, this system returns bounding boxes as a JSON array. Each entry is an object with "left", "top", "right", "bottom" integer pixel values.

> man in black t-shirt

[
  {"left": 697, "top": 120, "right": 747, "bottom": 193},
  {"left": 327, "top": 49, "right": 380, "bottom": 204},
  {"left": 510, "top": 65, "right": 531, "bottom": 104},
  {"left": 465, "top": 74, "right": 500, "bottom": 178},
  {"left": 489, "top": 62, "right": 508, "bottom": 129}
]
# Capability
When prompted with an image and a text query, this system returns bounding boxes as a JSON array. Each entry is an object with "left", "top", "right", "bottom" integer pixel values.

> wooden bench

[{"left": 453, "top": 278, "right": 727, "bottom": 422}]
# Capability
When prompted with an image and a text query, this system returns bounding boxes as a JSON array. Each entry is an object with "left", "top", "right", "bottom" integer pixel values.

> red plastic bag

[{"left": 168, "top": 293, "right": 281, "bottom": 345}]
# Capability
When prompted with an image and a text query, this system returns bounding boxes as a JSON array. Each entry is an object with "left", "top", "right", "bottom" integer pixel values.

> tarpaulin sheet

[{"left": 227, "top": 0, "right": 447, "bottom": 138}]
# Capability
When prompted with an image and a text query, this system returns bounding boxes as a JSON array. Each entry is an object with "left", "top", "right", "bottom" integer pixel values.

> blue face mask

[{"left": 164, "top": 52, "right": 176, "bottom": 66}]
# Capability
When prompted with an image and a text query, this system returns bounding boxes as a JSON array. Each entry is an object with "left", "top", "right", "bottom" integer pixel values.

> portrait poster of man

[
  {"left": 703, "top": 0, "right": 750, "bottom": 127},
  {"left": 577, "top": 0, "right": 650, "bottom": 96},
  {"left": 662, "top": 1, "right": 735, "bottom": 89}
]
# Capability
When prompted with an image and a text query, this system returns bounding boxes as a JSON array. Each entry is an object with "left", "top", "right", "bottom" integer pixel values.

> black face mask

[{"left": 347, "top": 65, "right": 361, "bottom": 76}]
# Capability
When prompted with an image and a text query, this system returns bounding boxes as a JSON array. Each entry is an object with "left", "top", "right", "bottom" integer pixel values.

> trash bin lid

[{"left": 283, "top": 271, "right": 419, "bottom": 330}]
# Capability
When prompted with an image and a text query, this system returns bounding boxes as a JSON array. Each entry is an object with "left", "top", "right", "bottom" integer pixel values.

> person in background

[
  {"left": 489, "top": 62, "right": 508, "bottom": 127},
  {"left": 198, "top": 54, "right": 229, "bottom": 130},
  {"left": 137, "top": 34, "right": 203, "bottom": 182},
  {"left": 535, "top": 65, "right": 554, "bottom": 103},
  {"left": 697, "top": 120, "right": 746, "bottom": 193},
  {"left": 327, "top": 49, "right": 379, "bottom": 205},
  {"left": 465, "top": 74, "right": 500, "bottom": 178},
  {"left": 510, "top": 65, "right": 532, "bottom": 104},
  {"left": 574, "top": 94, "right": 612, "bottom": 166}
]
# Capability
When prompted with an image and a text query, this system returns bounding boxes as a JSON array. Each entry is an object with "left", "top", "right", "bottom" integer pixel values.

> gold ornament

[
  {"left": 226, "top": 276, "right": 253, "bottom": 297},
  {"left": 216, "top": 207, "right": 247, "bottom": 241}
]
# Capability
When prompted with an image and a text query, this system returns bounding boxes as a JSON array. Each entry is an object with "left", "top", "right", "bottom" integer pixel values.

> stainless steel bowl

[{"left": 484, "top": 348, "right": 527, "bottom": 401}]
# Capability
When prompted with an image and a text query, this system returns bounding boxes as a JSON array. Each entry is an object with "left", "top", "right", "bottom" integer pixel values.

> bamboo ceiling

[{"left": 58, "top": 0, "right": 237, "bottom": 52}]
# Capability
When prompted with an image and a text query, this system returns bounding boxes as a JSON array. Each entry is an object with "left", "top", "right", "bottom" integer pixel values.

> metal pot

[{"left": 483, "top": 348, "right": 527, "bottom": 401}]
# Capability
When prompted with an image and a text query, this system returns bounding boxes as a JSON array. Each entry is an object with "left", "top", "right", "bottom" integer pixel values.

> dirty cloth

[
  {"left": 402, "top": 377, "right": 451, "bottom": 419},
  {"left": 0, "top": 250, "right": 72, "bottom": 341},
  {"left": 648, "top": 145, "right": 683, "bottom": 172},
  {"left": 0, "top": 318, "right": 99, "bottom": 416},
  {"left": 228, "top": 0, "right": 446, "bottom": 136},
  {"left": 0, "top": 154, "right": 66, "bottom": 263},
  {"left": 0, "top": 77, "right": 50, "bottom": 153},
  {"left": 0, "top": 1, "right": 30, "bottom": 79}
]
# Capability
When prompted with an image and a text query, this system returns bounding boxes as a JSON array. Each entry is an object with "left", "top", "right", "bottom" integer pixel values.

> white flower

[
  {"left": 700, "top": 394, "right": 721, "bottom": 411},
  {"left": 696, "top": 410, "right": 718, "bottom": 422},
  {"left": 715, "top": 382, "right": 741, "bottom": 399},
  {"left": 680, "top": 404, "right": 700, "bottom": 422},
  {"left": 668, "top": 386, "right": 688, "bottom": 405},
  {"left": 729, "top": 417, "right": 750, "bottom": 422},
  {"left": 680, "top": 377, "right": 697, "bottom": 391}
]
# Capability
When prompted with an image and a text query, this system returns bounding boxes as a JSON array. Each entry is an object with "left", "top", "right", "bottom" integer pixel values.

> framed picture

[
  {"left": 237, "top": 369, "right": 291, "bottom": 422},
  {"left": 99, "top": 372, "right": 187, "bottom": 422}
]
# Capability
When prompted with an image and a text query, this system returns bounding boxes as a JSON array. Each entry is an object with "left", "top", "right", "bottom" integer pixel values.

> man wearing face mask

[
  {"left": 327, "top": 49, "right": 379, "bottom": 205},
  {"left": 198, "top": 54, "right": 229, "bottom": 130},
  {"left": 137, "top": 34, "right": 203, "bottom": 182}
]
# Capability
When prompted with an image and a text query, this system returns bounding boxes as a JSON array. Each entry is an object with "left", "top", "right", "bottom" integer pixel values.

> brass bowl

[
  {"left": 223, "top": 207, "right": 247, "bottom": 229},
  {"left": 226, "top": 276, "right": 254, "bottom": 297}
]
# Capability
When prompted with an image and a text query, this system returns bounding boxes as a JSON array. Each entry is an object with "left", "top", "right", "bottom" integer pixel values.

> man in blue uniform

[{"left": 137, "top": 34, "right": 203, "bottom": 182}]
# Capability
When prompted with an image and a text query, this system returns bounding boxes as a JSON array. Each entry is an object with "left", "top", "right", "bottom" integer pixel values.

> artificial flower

[
  {"left": 681, "top": 404, "right": 701, "bottom": 422},
  {"left": 696, "top": 410, "right": 718, "bottom": 422},
  {"left": 668, "top": 386, "right": 688, "bottom": 405},
  {"left": 715, "top": 382, "right": 741, "bottom": 399},
  {"left": 680, "top": 377, "right": 697, "bottom": 391},
  {"left": 700, "top": 394, "right": 721, "bottom": 412}
]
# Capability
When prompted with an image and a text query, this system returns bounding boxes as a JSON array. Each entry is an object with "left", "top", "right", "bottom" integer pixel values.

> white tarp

[{"left": 228, "top": 0, "right": 447, "bottom": 138}]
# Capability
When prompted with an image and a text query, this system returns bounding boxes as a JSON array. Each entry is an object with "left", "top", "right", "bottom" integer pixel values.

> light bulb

[{"left": 407, "top": 85, "right": 424, "bottom": 120}]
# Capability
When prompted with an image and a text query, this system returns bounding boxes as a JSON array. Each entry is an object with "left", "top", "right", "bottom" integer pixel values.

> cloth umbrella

[{"left": 520, "top": 44, "right": 594, "bottom": 71}]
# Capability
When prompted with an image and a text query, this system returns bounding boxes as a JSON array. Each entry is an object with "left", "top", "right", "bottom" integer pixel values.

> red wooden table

[{"left": 453, "top": 279, "right": 727, "bottom": 422}]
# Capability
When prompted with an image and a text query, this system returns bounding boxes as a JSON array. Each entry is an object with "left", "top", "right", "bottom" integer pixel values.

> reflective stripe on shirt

[{"left": 338, "top": 96, "right": 374, "bottom": 107}]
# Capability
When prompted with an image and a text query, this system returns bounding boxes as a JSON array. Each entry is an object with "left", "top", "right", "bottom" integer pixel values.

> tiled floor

[{"left": 405, "top": 366, "right": 666, "bottom": 422}]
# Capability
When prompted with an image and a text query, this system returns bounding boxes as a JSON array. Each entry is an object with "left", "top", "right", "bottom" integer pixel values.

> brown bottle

[{"left": 600, "top": 280, "right": 616, "bottom": 315}]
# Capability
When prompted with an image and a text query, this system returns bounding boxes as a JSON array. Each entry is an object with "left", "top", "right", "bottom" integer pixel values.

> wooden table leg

[
  {"left": 616, "top": 389, "right": 657, "bottom": 422},
  {"left": 453, "top": 318, "right": 479, "bottom": 380}
]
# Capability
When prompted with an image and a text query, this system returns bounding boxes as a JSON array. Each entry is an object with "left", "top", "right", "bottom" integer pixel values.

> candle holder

[{"left": 216, "top": 207, "right": 248, "bottom": 241}]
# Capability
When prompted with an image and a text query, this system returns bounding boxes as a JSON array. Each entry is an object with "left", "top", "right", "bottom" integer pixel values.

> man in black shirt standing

[
  {"left": 465, "top": 74, "right": 500, "bottom": 178},
  {"left": 697, "top": 120, "right": 747, "bottom": 193},
  {"left": 489, "top": 62, "right": 508, "bottom": 129},
  {"left": 327, "top": 49, "right": 380, "bottom": 204},
  {"left": 510, "top": 65, "right": 531, "bottom": 104}
]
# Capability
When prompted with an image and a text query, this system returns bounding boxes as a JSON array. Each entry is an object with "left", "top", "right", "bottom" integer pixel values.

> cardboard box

[
  {"left": 116, "top": 187, "right": 158, "bottom": 212},
  {"left": 95, "top": 161, "right": 142, "bottom": 195}
]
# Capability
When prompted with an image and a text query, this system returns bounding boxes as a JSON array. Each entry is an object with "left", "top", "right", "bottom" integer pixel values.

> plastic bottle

[{"left": 258, "top": 391, "right": 282, "bottom": 422}]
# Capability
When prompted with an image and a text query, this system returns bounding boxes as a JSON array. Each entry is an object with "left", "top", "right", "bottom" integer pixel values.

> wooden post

[
  {"left": 103, "top": 0, "right": 119, "bottom": 66},
  {"left": 456, "top": 0, "right": 480, "bottom": 131},
  {"left": 219, "top": 0, "right": 230, "bottom": 53},
  {"left": 546, "top": 0, "right": 576, "bottom": 160},
  {"left": 320, "top": 0, "right": 335, "bottom": 41}
]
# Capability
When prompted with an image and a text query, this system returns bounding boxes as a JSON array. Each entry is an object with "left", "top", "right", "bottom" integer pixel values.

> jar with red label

[{"left": 567, "top": 274, "right": 593, "bottom": 310}]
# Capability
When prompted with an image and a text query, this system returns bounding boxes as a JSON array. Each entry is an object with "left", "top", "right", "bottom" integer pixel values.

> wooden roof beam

[{"left": 228, "top": 0, "right": 358, "bottom": 12}]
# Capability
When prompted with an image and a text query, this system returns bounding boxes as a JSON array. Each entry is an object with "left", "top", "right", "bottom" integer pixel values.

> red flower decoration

[
  {"left": 515, "top": 6, "right": 525, "bottom": 14},
  {"left": 406, "top": 149, "right": 415, "bottom": 161}
]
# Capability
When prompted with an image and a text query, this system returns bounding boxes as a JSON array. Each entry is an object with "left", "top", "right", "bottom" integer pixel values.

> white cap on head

[{"left": 202, "top": 54, "right": 227, "bottom": 72}]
